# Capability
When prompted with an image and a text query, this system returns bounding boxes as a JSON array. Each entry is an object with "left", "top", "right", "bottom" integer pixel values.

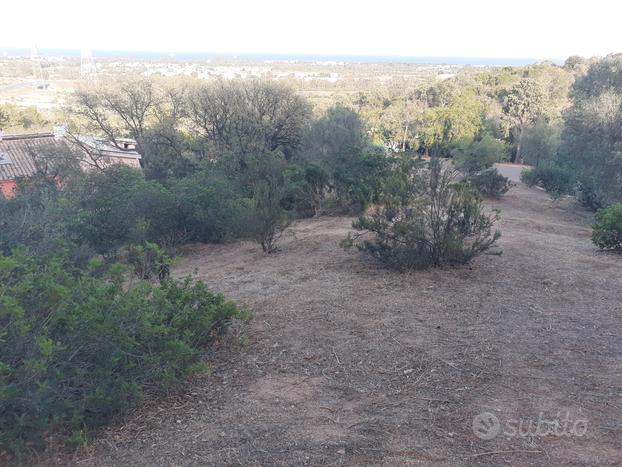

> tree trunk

[
  {"left": 514, "top": 126, "right": 524, "bottom": 163},
  {"left": 402, "top": 123, "right": 409, "bottom": 152}
]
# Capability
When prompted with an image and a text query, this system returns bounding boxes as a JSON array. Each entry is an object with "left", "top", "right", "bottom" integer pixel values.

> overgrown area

[
  {"left": 2, "top": 53, "right": 622, "bottom": 461},
  {"left": 0, "top": 250, "right": 247, "bottom": 458},
  {"left": 519, "top": 56, "right": 622, "bottom": 232}
]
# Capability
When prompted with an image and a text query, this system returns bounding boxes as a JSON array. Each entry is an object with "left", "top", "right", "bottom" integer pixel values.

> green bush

[
  {"left": 73, "top": 166, "right": 178, "bottom": 255},
  {"left": 0, "top": 178, "right": 80, "bottom": 258},
  {"left": 451, "top": 135, "right": 508, "bottom": 175},
  {"left": 0, "top": 250, "right": 248, "bottom": 457},
  {"left": 469, "top": 168, "right": 512, "bottom": 198},
  {"left": 331, "top": 145, "right": 389, "bottom": 213},
  {"left": 282, "top": 163, "right": 329, "bottom": 217},
  {"left": 592, "top": 203, "right": 622, "bottom": 250},
  {"left": 248, "top": 177, "right": 291, "bottom": 253},
  {"left": 299, "top": 106, "right": 389, "bottom": 213},
  {"left": 520, "top": 164, "right": 576, "bottom": 198},
  {"left": 343, "top": 160, "right": 501, "bottom": 270},
  {"left": 560, "top": 56, "right": 622, "bottom": 208},
  {"left": 171, "top": 170, "right": 252, "bottom": 244},
  {"left": 127, "top": 242, "right": 177, "bottom": 281}
]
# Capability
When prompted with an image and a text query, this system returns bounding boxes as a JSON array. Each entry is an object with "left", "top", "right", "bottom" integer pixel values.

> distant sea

[{"left": 0, "top": 48, "right": 561, "bottom": 66}]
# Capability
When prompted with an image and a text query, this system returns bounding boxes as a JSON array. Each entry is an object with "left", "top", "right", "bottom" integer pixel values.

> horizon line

[{"left": 0, "top": 47, "right": 566, "bottom": 64}]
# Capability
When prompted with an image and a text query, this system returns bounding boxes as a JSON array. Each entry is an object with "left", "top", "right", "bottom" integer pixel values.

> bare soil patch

[{"left": 48, "top": 184, "right": 622, "bottom": 466}]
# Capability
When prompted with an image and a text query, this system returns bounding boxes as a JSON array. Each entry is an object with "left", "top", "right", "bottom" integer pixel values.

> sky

[{"left": 1, "top": 0, "right": 621, "bottom": 60}]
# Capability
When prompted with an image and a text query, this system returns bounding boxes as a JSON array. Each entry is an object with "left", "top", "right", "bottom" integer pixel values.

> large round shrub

[{"left": 592, "top": 203, "right": 622, "bottom": 250}]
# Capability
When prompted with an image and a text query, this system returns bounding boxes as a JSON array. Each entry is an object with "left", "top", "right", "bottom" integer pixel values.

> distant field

[{"left": 0, "top": 56, "right": 468, "bottom": 114}]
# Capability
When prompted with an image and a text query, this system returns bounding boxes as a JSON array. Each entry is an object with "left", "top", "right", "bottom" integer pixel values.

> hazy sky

[{"left": 1, "top": 0, "right": 621, "bottom": 59}]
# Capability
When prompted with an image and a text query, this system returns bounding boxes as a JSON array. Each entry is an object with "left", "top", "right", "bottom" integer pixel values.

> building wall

[
  {"left": 79, "top": 156, "right": 142, "bottom": 171},
  {"left": 0, "top": 180, "right": 17, "bottom": 198},
  {"left": 105, "top": 156, "right": 141, "bottom": 168}
]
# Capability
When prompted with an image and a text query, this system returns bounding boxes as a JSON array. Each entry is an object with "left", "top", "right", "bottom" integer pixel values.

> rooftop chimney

[{"left": 53, "top": 124, "right": 67, "bottom": 139}]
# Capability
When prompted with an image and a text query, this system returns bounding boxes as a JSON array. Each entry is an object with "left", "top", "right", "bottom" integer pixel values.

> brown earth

[{"left": 47, "top": 184, "right": 622, "bottom": 466}]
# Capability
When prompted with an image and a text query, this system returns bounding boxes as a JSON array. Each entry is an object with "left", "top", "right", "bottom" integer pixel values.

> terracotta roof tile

[
  {"left": 0, "top": 133, "right": 142, "bottom": 181},
  {"left": 0, "top": 133, "right": 55, "bottom": 180}
]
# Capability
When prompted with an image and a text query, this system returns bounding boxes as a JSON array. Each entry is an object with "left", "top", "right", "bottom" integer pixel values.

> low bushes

[
  {"left": 469, "top": 168, "right": 512, "bottom": 198},
  {"left": 520, "top": 163, "right": 576, "bottom": 198},
  {"left": 592, "top": 203, "right": 622, "bottom": 251},
  {"left": 127, "top": 242, "right": 177, "bottom": 280},
  {"left": 343, "top": 160, "right": 500, "bottom": 270},
  {"left": 0, "top": 249, "right": 248, "bottom": 457},
  {"left": 171, "top": 171, "right": 252, "bottom": 244},
  {"left": 73, "top": 166, "right": 179, "bottom": 254}
]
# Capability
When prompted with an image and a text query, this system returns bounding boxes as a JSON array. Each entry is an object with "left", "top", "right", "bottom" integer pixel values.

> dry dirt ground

[{"left": 50, "top": 184, "right": 621, "bottom": 466}]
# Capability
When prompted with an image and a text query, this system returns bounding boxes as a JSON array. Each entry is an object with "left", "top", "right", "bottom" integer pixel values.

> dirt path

[
  {"left": 494, "top": 163, "right": 530, "bottom": 182},
  {"left": 55, "top": 184, "right": 622, "bottom": 466}
]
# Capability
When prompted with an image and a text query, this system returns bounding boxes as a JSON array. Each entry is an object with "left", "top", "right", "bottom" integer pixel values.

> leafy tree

[
  {"left": 0, "top": 104, "right": 49, "bottom": 133},
  {"left": 142, "top": 122, "right": 198, "bottom": 181},
  {"left": 188, "top": 80, "right": 311, "bottom": 165},
  {"left": 524, "top": 63, "right": 573, "bottom": 120},
  {"left": 300, "top": 105, "right": 389, "bottom": 212},
  {"left": 420, "top": 91, "right": 486, "bottom": 156},
  {"left": 564, "top": 55, "right": 590, "bottom": 73},
  {"left": 451, "top": 135, "right": 508, "bottom": 175},
  {"left": 520, "top": 119, "right": 561, "bottom": 168},
  {"left": 560, "top": 55, "right": 622, "bottom": 207},
  {"left": 502, "top": 79, "right": 546, "bottom": 162},
  {"left": 73, "top": 78, "right": 157, "bottom": 155},
  {"left": 373, "top": 97, "right": 424, "bottom": 152}
]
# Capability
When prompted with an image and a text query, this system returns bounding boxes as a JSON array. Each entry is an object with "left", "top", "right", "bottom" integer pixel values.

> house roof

[
  {"left": 0, "top": 133, "right": 54, "bottom": 180},
  {"left": 0, "top": 132, "right": 141, "bottom": 181}
]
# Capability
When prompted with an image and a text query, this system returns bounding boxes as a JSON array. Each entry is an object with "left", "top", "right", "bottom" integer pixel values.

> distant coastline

[{"left": 0, "top": 48, "right": 561, "bottom": 66}]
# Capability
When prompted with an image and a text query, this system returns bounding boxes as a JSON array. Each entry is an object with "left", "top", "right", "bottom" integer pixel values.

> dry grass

[{"left": 46, "top": 184, "right": 622, "bottom": 466}]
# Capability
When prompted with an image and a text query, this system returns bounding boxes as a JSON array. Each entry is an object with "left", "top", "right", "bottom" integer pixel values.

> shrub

[
  {"left": 576, "top": 176, "right": 608, "bottom": 210},
  {"left": 72, "top": 166, "right": 178, "bottom": 255},
  {"left": 451, "top": 135, "right": 508, "bottom": 175},
  {"left": 0, "top": 250, "right": 248, "bottom": 457},
  {"left": 171, "top": 170, "right": 252, "bottom": 244},
  {"left": 520, "top": 163, "right": 576, "bottom": 198},
  {"left": 343, "top": 160, "right": 501, "bottom": 270},
  {"left": 592, "top": 203, "right": 622, "bottom": 250},
  {"left": 127, "top": 242, "right": 177, "bottom": 281},
  {"left": 0, "top": 166, "right": 180, "bottom": 259},
  {"left": 282, "top": 163, "right": 329, "bottom": 217},
  {"left": 248, "top": 177, "right": 291, "bottom": 253},
  {"left": 331, "top": 144, "right": 389, "bottom": 213},
  {"left": 469, "top": 168, "right": 512, "bottom": 198},
  {"left": 0, "top": 179, "right": 78, "bottom": 257}
]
